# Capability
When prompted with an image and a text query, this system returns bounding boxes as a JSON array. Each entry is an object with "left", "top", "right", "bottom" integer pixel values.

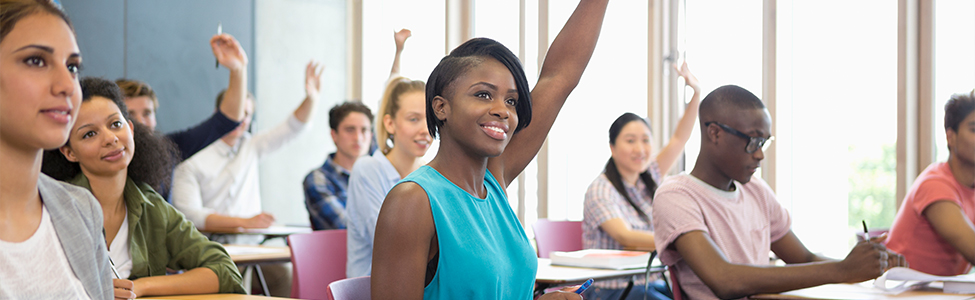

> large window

[
  {"left": 681, "top": 0, "right": 764, "bottom": 173},
  {"left": 934, "top": 0, "right": 975, "bottom": 162},
  {"left": 545, "top": 0, "right": 649, "bottom": 220},
  {"left": 774, "top": 0, "right": 898, "bottom": 257},
  {"left": 361, "top": 0, "right": 446, "bottom": 161}
]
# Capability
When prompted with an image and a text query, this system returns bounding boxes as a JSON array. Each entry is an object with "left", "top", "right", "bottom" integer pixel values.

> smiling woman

[
  {"left": 41, "top": 77, "right": 245, "bottom": 299},
  {"left": 369, "top": 0, "right": 611, "bottom": 299},
  {"left": 0, "top": 0, "right": 114, "bottom": 299}
]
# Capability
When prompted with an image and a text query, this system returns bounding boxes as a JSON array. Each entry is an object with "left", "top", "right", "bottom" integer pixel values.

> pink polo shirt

[
  {"left": 653, "top": 174, "right": 791, "bottom": 300},
  {"left": 887, "top": 162, "right": 975, "bottom": 276}
]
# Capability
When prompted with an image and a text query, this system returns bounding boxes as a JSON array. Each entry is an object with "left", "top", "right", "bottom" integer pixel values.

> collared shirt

[
  {"left": 69, "top": 175, "right": 245, "bottom": 294},
  {"left": 171, "top": 115, "right": 307, "bottom": 236},
  {"left": 303, "top": 153, "right": 353, "bottom": 230},
  {"left": 345, "top": 151, "right": 402, "bottom": 277},
  {"left": 582, "top": 161, "right": 661, "bottom": 289}
]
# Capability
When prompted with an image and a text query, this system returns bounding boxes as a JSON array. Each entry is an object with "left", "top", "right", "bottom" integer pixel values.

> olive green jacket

[{"left": 69, "top": 175, "right": 245, "bottom": 294}]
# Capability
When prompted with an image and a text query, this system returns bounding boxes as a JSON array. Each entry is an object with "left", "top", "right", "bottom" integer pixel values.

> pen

[
  {"left": 215, "top": 22, "right": 222, "bottom": 68},
  {"left": 574, "top": 278, "right": 594, "bottom": 294},
  {"left": 861, "top": 220, "right": 870, "bottom": 242},
  {"left": 108, "top": 257, "right": 121, "bottom": 279}
]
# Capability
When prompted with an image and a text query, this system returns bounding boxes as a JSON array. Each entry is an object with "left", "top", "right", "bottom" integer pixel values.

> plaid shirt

[
  {"left": 303, "top": 153, "right": 351, "bottom": 230},
  {"left": 582, "top": 161, "right": 661, "bottom": 289}
]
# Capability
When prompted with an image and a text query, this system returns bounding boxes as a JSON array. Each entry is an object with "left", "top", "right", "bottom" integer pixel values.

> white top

[
  {"left": 345, "top": 151, "right": 402, "bottom": 277},
  {"left": 0, "top": 206, "right": 91, "bottom": 300},
  {"left": 108, "top": 213, "right": 132, "bottom": 279},
  {"left": 171, "top": 115, "right": 307, "bottom": 233}
]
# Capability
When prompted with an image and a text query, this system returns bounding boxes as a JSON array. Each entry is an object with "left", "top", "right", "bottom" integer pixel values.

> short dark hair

[
  {"left": 945, "top": 90, "right": 975, "bottom": 132},
  {"left": 699, "top": 85, "right": 765, "bottom": 127},
  {"left": 0, "top": 0, "right": 73, "bottom": 42},
  {"left": 42, "top": 77, "right": 177, "bottom": 192},
  {"left": 425, "top": 38, "right": 532, "bottom": 139},
  {"left": 329, "top": 101, "right": 374, "bottom": 131}
]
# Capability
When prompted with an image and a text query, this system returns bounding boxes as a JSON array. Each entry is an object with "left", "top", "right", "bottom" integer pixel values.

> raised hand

[
  {"left": 210, "top": 33, "right": 248, "bottom": 72},
  {"left": 394, "top": 29, "right": 412, "bottom": 53},
  {"left": 305, "top": 61, "right": 324, "bottom": 100},
  {"left": 673, "top": 61, "right": 700, "bottom": 91}
]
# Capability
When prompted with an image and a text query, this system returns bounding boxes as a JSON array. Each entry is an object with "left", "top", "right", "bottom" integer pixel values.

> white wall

[{"left": 255, "top": 0, "right": 347, "bottom": 226}]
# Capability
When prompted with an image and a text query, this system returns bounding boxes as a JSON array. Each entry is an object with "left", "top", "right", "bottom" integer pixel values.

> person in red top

[{"left": 887, "top": 90, "right": 975, "bottom": 276}]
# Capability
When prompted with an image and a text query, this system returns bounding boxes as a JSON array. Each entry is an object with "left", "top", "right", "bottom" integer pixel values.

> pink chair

[
  {"left": 532, "top": 219, "right": 583, "bottom": 258},
  {"left": 327, "top": 276, "right": 370, "bottom": 300},
  {"left": 288, "top": 229, "right": 347, "bottom": 300}
]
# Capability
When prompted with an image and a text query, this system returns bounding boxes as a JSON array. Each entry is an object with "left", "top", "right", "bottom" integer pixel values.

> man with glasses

[{"left": 650, "top": 85, "right": 905, "bottom": 300}]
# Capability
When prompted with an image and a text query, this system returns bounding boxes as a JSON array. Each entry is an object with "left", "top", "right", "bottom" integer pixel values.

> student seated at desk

[
  {"left": 651, "top": 85, "right": 907, "bottom": 300},
  {"left": 581, "top": 63, "right": 698, "bottom": 300},
  {"left": 303, "top": 101, "right": 375, "bottom": 230},
  {"left": 170, "top": 60, "right": 321, "bottom": 297},
  {"left": 0, "top": 2, "right": 112, "bottom": 298},
  {"left": 41, "top": 78, "right": 244, "bottom": 298},
  {"left": 887, "top": 90, "right": 975, "bottom": 276}
]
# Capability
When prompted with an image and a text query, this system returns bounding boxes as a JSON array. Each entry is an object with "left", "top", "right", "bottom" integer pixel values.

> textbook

[
  {"left": 873, "top": 267, "right": 975, "bottom": 294},
  {"left": 550, "top": 249, "right": 650, "bottom": 270}
]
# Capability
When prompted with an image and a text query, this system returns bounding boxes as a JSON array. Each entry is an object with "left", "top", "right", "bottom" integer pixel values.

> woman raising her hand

[{"left": 370, "top": 0, "right": 610, "bottom": 299}]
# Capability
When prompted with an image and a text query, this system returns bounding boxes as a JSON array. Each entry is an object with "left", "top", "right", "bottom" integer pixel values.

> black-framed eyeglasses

[{"left": 705, "top": 121, "right": 774, "bottom": 154}]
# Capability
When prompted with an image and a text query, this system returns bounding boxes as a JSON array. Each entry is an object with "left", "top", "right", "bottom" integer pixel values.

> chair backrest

[
  {"left": 327, "top": 276, "right": 371, "bottom": 300},
  {"left": 532, "top": 219, "right": 583, "bottom": 258},
  {"left": 288, "top": 229, "right": 347, "bottom": 300}
]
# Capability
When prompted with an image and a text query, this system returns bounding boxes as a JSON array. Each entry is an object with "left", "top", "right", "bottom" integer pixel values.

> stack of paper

[
  {"left": 874, "top": 267, "right": 975, "bottom": 294},
  {"left": 550, "top": 249, "right": 650, "bottom": 270}
]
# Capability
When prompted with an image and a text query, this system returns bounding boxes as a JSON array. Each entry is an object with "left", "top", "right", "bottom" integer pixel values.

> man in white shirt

[{"left": 171, "top": 61, "right": 323, "bottom": 296}]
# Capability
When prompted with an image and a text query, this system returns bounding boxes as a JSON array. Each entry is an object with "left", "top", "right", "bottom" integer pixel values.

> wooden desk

[
  {"left": 141, "top": 294, "right": 296, "bottom": 299},
  {"left": 535, "top": 258, "right": 666, "bottom": 296},
  {"left": 222, "top": 245, "right": 291, "bottom": 297},
  {"left": 750, "top": 283, "right": 974, "bottom": 300},
  {"left": 224, "top": 245, "right": 291, "bottom": 265}
]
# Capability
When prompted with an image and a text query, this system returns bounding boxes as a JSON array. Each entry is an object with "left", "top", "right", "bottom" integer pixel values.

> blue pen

[{"left": 574, "top": 278, "right": 594, "bottom": 294}]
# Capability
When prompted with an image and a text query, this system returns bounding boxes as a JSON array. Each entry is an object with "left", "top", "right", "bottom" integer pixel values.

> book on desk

[
  {"left": 874, "top": 267, "right": 975, "bottom": 294},
  {"left": 550, "top": 249, "right": 650, "bottom": 270}
]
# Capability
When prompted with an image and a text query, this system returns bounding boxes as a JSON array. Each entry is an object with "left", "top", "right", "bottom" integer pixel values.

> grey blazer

[{"left": 37, "top": 174, "right": 113, "bottom": 300}]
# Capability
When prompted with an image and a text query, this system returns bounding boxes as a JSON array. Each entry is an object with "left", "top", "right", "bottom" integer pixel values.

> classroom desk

[
  {"left": 749, "top": 282, "right": 975, "bottom": 300},
  {"left": 203, "top": 226, "right": 312, "bottom": 244},
  {"left": 224, "top": 245, "right": 291, "bottom": 265},
  {"left": 535, "top": 258, "right": 667, "bottom": 295},
  {"left": 223, "top": 245, "right": 291, "bottom": 297},
  {"left": 141, "top": 294, "right": 297, "bottom": 299}
]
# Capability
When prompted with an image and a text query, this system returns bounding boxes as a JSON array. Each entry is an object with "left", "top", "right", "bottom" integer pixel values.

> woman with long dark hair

[
  {"left": 42, "top": 77, "right": 243, "bottom": 298},
  {"left": 581, "top": 63, "right": 699, "bottom": 300}
]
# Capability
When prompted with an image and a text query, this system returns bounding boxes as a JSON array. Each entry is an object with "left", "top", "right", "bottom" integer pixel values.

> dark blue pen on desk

[{"left": 574, "top": 278, "right": 594, "bottom": 294}]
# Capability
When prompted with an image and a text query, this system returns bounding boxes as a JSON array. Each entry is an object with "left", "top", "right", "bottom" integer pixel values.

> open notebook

[{"left": 874, "top": 267, "right": 975, "bottom": 294}]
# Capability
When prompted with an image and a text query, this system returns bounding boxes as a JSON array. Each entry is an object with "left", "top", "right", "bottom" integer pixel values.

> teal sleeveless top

[{"left": 402, "top": 166, "right": 538, "bottom": 300}]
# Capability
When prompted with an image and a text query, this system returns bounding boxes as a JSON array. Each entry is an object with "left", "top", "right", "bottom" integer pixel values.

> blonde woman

[{"left": 346, "top": 29, "right": 433, "bottom": 278}]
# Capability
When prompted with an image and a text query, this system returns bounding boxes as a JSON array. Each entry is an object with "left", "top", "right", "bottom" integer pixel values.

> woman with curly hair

[{"left": 42, "top": 77, "right": 244, "bottom": 298}]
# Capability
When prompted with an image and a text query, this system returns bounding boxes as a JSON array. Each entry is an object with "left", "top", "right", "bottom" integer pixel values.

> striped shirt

[{"left": 582, "top": 161, "right": 661, "bottom": 289}]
